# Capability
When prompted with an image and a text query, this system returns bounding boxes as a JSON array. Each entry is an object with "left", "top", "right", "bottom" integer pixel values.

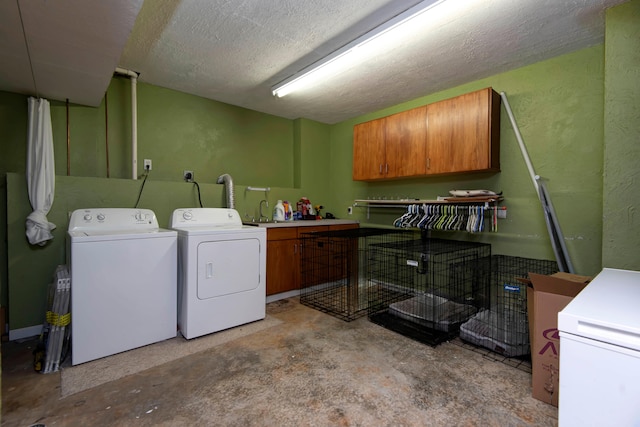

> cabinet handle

[
  {"left": 379, "top": 164, "right": 382, "bottom": 174},
  {"left": 427, "top": 158, "right": 430, "bottom": 169},
  {"left": 294, "top": 243, "right": 297, "bottom": 254}
]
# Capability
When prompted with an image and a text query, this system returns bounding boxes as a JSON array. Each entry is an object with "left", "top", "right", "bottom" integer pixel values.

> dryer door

[{"left": 197, "top": 237, "right": 262, "bottom": 299}]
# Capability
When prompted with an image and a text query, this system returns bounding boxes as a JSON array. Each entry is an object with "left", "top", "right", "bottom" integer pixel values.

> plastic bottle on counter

[
  {"left": 299, "top": 197, "right": 313, "bottom": 218},
  {"left": 283, "top": 201, "right": 294, "bottom": 221},
  {"left": 273, "top": 200, "right": 285, "bottom": 222}
]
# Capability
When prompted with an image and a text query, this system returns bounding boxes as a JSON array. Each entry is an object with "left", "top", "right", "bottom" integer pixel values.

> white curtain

[{"left": 26, "top": 97, "right": 56, "bottom": 246}]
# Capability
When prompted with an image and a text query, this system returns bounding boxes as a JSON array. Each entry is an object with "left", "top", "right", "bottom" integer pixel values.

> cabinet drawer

[
  {"left": 297, "top": 225, "right": 329, "bottom": 237},
  {"left": 329, "top": 224, "right": 359, "bottom": 232},
  {"left": 267, "top": 227, "right": 298, "bottom": 241}
]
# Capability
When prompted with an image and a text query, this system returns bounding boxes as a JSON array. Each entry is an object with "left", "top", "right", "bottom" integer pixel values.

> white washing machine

[
  {"left": 68, "top": 208, "right": 177, "bottom": 365},
  {"left": 169, "top": 208, "right": 266, "bottom": 339}
]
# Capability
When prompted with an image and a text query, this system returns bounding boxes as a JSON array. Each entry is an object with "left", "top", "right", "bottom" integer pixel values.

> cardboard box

[{"left": 524, "top": 272, "right": 591, "bottom": 406}]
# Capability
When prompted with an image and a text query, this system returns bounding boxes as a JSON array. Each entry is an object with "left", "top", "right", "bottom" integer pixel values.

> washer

[
  {"left": 169, "top": 208, "right": 266, "bottom": 339},
  {"left": 68, "top": 208, "right": 177, "bottom": 365}
]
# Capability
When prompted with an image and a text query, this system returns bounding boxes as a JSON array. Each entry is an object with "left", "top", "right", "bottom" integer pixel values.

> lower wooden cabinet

[
  {"left": 266, "top": 223, "right": 359, "bottom": 296},
  {"left": 266, "top": 228, "right": 300, "bottom": 296},
  {"left": 321, "top": 223, "right": 360, "bottom": 285}
]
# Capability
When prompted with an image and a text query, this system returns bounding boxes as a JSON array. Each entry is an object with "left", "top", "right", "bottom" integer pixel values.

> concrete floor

[{"left": 2, "top": 298, "right": 558, "bottom": 426}]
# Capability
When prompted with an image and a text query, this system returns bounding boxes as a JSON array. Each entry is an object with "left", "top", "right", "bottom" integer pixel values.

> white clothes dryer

[
  {"left": 169, "top": 208, "right": 266, "bottom": 339},
  {"left": 68, "top": 208, "right": 177, "bottom": 365}
]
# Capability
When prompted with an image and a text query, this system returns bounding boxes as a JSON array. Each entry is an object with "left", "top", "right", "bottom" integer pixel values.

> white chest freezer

[{"left": 558, "top": 268, "right": 640, "bottom": 426}]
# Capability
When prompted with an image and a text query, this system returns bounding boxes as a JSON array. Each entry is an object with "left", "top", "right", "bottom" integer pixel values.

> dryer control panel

[
  {"left": 169, "top": 208, "right": 242, "bottom": 229},
  {"left": 69, "top": 208, "right": 159, "bottom": 232}
]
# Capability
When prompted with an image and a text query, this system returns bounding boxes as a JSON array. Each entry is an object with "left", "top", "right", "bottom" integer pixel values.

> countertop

[{"left": 243, "top": 219, "right": 358, "bottom": 228}]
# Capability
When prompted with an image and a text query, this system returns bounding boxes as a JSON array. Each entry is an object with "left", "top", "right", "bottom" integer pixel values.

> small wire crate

[
  {"left": 299, "top": 228, "right": 417, "bottom": 321},
  {"left": 367, "top": 237, "right": 492, "bottom": 345},
  {"left": 459, "top": 255, "right": 559, "bottom": 357}
]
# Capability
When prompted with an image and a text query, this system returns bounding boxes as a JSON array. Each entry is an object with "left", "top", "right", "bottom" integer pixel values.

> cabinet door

[
  {"left": 426, "top": 88, "right": 500, "bottom": 175},
  {"left": 266, "top": 238, "right": 299, "bottom": 295},
  {"left": 326, "top": 224, "right": 359, "bottom": 283},
  {"left": 385, "top": 106, "right": 428, "bottom": 178},
  {"left": 266, "top": 228, "right": 299, "bottom": 296},
  {"left": 353, "top": 118, "right": 386, "bottom": 180},
  {"left": 298, "top": 226, "right": 330, "bottom": 286}
]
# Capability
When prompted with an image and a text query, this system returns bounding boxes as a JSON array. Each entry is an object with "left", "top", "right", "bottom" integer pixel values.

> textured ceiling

[
  {"left": 0, "top": 0, "right": 143, "bottom": 106},
  {"left": 0, "top": 0, "right": 627, "bottom": 123}
]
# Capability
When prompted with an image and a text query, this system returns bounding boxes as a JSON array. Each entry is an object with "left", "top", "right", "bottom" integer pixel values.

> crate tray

[
  {"left": 459, "top": 309, "right": 530, "bottom": 357},
  {"left": 388, "top": 293, "right": 477, "bottom": 333}
]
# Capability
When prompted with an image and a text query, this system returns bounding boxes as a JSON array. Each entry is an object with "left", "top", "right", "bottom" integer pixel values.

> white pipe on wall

[{"left": 115, "top": 67, "right": 139, "bottom": 180}]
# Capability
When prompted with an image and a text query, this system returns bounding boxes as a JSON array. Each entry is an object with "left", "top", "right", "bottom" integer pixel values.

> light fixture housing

[{"left": 271, "top": 0, "right": 445, "bottom": 97}]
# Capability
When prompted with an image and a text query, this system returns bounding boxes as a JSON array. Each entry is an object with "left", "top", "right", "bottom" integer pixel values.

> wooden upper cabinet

[
  {"left": 353, "top": 118, "right": 386, "bottom": 180},
  {"left": 353, "top": 107, "right": 428, "bottom": 180},
  {"left": 352, "top": 87, "right": 500, "bottom": 181},
  {"left": 385, "top": 106, "right": 428, "bottom": 178},
  {"left": 426, "top": 88, "right": 500, "bottom": 175}
]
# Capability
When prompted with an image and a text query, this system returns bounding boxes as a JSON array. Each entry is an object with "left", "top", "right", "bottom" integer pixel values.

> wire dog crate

[
  {"left": 459, "top": 255, "right": 559, "bottom": 357},
  {"left": 299, "top": 228, "right": 418, "bottom": 321},
  {"left": 367, "top": 237, "right": 492, "bottom": 346}
]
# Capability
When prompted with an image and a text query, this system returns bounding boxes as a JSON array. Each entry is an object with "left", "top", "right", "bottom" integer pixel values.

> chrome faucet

[{"left": 259, "top": 199, "right": 269, "bottom": 222}]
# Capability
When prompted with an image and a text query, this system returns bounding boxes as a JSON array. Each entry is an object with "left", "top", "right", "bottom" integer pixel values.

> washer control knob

[
  {"left": 183, "top": 211, "right": 193, "bottom": 221},
  {"left": 97, "top": 214, "right": 105, "bottom": 221},
  {"left": 135, "top": 212, "right": 144, "bottom": 221},
  {"left": 83, "top": 214, "right": 92, "bottom": 221}
]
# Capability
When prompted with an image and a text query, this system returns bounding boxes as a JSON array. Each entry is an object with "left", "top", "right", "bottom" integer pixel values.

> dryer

[
  {"left": 170, "top": 208, "right": 266, "bottom": 339},
  {"left": 68, "top": 208, "right": 177, "bottom": 365}
]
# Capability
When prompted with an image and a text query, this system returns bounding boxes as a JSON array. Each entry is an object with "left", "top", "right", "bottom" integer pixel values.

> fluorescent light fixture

[{"left": 271, "top": 0, "right": 446, "bottom": 97}]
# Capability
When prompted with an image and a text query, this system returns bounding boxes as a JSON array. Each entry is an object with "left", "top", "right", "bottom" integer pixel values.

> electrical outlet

[
  {"left": 347, "top": 206, "right": 353, "bottom": 215},
  {"left": 143, "top": 159, "right": 152, "bottom": 170},
  {"left": 183, "top": 170, "right": 193, "bottom": 182}
]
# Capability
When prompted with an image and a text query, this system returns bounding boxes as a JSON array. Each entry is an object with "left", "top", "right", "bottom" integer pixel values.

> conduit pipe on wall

[{"left": 115, "top": 67, "right": 139, "bottom": 180}]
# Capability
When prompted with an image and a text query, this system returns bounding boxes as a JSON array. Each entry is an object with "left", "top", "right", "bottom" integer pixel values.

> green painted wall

[
  {"left": 2, "top": 81, "right": 331, "bottom": 331},
  {"left": 603, "top": 0, "right": 640, "bottom": 270},
  {"left": 296, "top": 118, "right": 333, "bottom": 210},
  {"left": 329, "top": 46, "right": 605, "bottom": 276},
  {"left": 50, "top": 78, "right": 296, "bottom": 185},
  {"left": 0, "top": 91, "right": 28, "bottom": 310}
]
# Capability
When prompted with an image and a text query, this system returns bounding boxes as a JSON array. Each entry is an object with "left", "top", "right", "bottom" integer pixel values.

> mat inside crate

[
  {"left": 387, "top": 293, "right": 478, "bottom": 332},
  {"left": 459, "top": 309, "right": 530, "bottom": 357},
  {"left": 369, "top": 310, "right": 452, "bottom": 347},
  {"left": 458, "top": 255, "right": 559, "bottom": 356}
]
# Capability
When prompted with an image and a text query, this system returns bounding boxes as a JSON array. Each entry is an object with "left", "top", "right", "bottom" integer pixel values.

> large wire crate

[
  {"left": 299, "top": 228, "right": 417, "bottom": 321},
  {"left": 459, "top": 255, "right": 559, "bottom": 357},
  {"left": 367, "top": 237, "right": 492, "bottom": 346}
]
